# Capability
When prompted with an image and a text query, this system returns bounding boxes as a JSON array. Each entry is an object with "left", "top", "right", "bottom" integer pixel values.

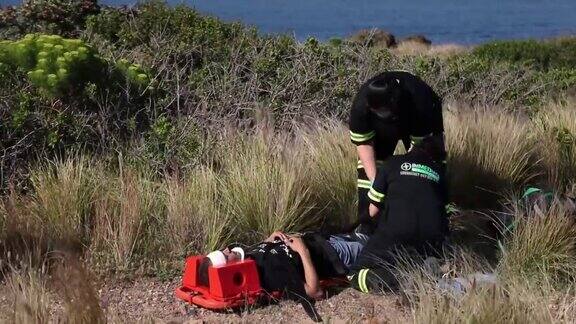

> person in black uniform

[
  {"left": 347, "top": 135, "right": 450, "bottom": 293},
  {"left": 349, "top": 71, "right": 444, "bottom": 234}
]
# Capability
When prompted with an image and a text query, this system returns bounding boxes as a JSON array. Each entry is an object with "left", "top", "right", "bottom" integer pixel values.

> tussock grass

[
  {"left": 411, "top": 281, "right": 555, "bottom": 324},
  {"left": 165, "top": 166, "right": 230, "bottom": 255},
  {"left": 296, "top": 121, "right": 357, "bottom": 229},
  {"left": 91, "top": 168, "right": 163, "bottom": 270},
  {"left": 534, "top": 102, "right": 576, "bottom": 188},
  {"left": 445, "top": 108, "right": 539, "bottom": 208},
  {"left": 29, "top": 157, "right": 97, "bottom": 248},
  {"left": 498, "top": 200, "right": 576, "bottom": 283},
  {"left": 216, "top": 132, "right": 318, "bottom": 242},
  {"left": 396, "top": 247, "right": 573, "bottom": 324},
  {"left": 5, "top": 264, "right": 51, "bottom": 324}
]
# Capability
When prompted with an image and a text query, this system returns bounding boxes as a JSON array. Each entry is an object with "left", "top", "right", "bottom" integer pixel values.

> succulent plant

[{"left": 0, "top": 33, "right": 152, "bottom": 95}]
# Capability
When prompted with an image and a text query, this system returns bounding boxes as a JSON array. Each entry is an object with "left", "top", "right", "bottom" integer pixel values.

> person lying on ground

[
  {"left": 520, "top": 186, "right": 576, "bottom": 215},
  {"left": 347, "top": 135, "right": 450, "bottom": 293},
  {"left": 198, "top": 230, "right": 367, "bottom": 318}
]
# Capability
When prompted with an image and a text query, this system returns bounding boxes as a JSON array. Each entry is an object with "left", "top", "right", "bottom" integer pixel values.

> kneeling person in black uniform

[{"left": 348, "top": 135, "right": 449, "bottom": 293}]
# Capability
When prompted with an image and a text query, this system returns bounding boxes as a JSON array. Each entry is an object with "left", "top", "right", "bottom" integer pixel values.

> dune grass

[
  {"left": 1, "top": 102, "right": 576, "bottom": 322},
  {"left": 444, "top": 108, "right": 540, "bottom": 208},
  {"left": 1, "top": 104, "right": 575, "bottom": 267}
]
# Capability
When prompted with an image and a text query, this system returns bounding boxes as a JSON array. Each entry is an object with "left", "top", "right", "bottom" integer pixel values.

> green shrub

[
  {"left": 473, "top": 38, "right": 576, "bottom": 70},
  {"left": 0, "top": 34, "right": 106, "bottom": 95},
  {"left": 0, "top": 33, "right": 154, "bottom": 96},
  {"left": 0, "top": 0, "right": 100, "bottom": 38}
]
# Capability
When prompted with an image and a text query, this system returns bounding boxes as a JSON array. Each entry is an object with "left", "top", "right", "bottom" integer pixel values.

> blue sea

[{"left": 2, "top": 0, "right": 576, "bottom": 44}]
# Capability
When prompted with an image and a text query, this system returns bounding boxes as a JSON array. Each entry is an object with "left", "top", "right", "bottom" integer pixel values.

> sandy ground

[{"left": 0, "top": 276, "right": 409, "bottom": 323}]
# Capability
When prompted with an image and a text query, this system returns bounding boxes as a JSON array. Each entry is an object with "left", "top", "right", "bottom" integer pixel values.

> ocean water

[{"left": 3, "top": 0, "right": 576, "bottom": 44}]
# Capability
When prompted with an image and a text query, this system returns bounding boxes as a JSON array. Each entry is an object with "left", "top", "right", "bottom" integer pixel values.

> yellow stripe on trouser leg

[
  {"left": 357, "top": 179, "right": 372, "bottom": 189},
  {"left": 358, "top": 269, "right": 370, "bottom": 293}
]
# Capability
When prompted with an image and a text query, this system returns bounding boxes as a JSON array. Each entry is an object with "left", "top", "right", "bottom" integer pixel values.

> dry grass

[
  {"left": 533, "top": 102, "right": 576, "bottom": 188},
  {"left": 498, "top": 200, "right": 576, "bottom": 283},
  {"left": 1, "top": 102, "right": 576, "bottom": 322},
  {"left": 91, "top": 168, "right": 163, "bottom": 270},
  {"left": 392, "top": 42, "right": 467, "bottom": 57},
  {"left": 165, "top": 166, "right": 230, "bottom": 255},
  {"left": 5, "top": 265, "right": 52, "bottom": 324},
  {"left": 216, "top": 132, "right": 318, "bottom": 241},
  {"left": 296, "top": 121, "right": 357, "bottom": 229},
  {"left": 29, "top": 157, "right": 98, "bottom": 248},
  {"left": 445, "top": 108, "right": 539, "bottom": 208}
]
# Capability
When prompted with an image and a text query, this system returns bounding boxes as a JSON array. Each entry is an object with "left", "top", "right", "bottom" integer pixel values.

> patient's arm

[
  {"left": 265, "top": 231, "right": 288, "bottom": 242},
  {"left": 286, "top": 236, "right": 324, "bottom": 299}
]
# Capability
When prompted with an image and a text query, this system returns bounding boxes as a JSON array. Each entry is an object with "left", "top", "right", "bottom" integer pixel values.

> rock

[
  {"left": 400, "top": 35, "right": 432, "bottom": 46},
  {"left": 349, "top": 29, "right": 397, "bottom": 48}
]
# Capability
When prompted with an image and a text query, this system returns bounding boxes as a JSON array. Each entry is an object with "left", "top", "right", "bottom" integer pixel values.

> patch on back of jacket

[{"left": 399, "top": 162, "right": 440, "bottom": 182}]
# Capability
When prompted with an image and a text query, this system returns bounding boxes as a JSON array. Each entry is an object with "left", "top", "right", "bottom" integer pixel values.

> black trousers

[
  {"left": 355, "top": 161, "right": 382, "bottom": 235},
  {"left": 348, "top": 240, "right": 446, "bottom": 294}
]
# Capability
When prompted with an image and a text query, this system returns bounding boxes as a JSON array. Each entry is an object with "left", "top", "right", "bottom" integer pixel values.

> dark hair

[
  {"left": 198, "top": 257, "right": 212, "bottom": 287},
  {"left": 414, "top": 135, "right": 446, "bottom": 162},
  {"left": 366, "top": 77, "right": 402, "bottom": 112}
]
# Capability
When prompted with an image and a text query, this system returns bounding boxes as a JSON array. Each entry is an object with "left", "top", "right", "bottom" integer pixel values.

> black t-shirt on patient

[
  {"left": 244, "top": 233, "right": 346, "bottom": 296},
  {"left": 246, "top": 240, "right": 305, "bottom": 295},
  {"left": 245, "top": 240, "right": 322, "bottom": 321}
]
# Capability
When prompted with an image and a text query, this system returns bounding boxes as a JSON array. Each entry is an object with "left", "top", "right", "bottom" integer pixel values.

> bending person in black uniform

[
  {"left": 348, "top": 135, "right": 450, "bottom": 293},
  {"left": 349, "top": 71, "right": 444, "bottom": 234}
]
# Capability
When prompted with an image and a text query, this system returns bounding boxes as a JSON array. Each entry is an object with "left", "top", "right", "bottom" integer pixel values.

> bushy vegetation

[
  {"left": 0, "top": 0, "right": 100, "bottom": 38},
  {"left": 1, "top": 0, "right": 576, "bottom": 322},
  {"left": 2, "top": 1, "right": 576, "bottom": 192},
  {"left": 473, "top": 37, "right": 576, "bottom": 71}
]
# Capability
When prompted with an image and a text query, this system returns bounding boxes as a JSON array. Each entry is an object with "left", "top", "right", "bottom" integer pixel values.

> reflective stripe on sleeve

[
  {"left": 350, "top": 130, "right": 376, "bottom": 142},
  {"left": 368, "top": 188, "right": 385, "bottom": 202},
  {"left": 357, "top": 179, "right": 372, "bottom": 189}
]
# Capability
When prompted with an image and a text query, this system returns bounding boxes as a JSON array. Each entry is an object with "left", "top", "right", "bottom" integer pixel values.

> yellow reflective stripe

[
  {"left": 350, "top": 130, "right": 376, "bottom": 142},
  {"left": 368, "top": 191, "right": 382, "bottom": 202},
  {"left": 357, "top": 179, "right": 372, "bottom": 189},
  {"left": 368, "top": 188, "right": 385, "bottom": 203},
  {"left": 358, "top": 269, "right": 369, "bottom": 293},
  {"left": 369, "top": 188, "right": 385, "bottom": 199}
]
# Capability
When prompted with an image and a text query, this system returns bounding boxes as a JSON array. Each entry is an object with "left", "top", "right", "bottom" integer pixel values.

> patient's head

[
  {"left": 197, "top": 247, "right": 245, "bottom": 286},
  {"left": 414, "top": 135, "right": 446, "bottom": 162}
]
